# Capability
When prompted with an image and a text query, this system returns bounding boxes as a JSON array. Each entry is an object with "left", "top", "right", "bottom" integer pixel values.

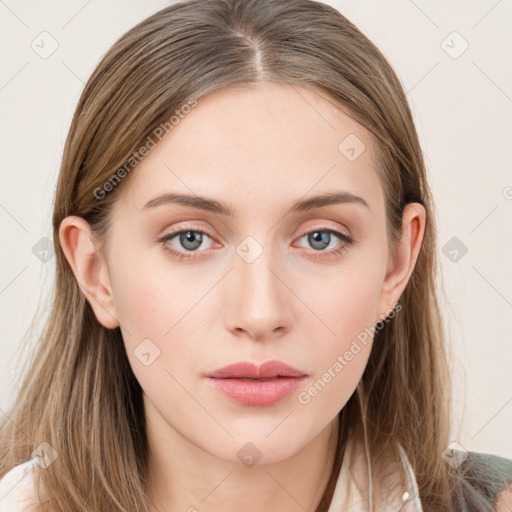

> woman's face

[{"left": 90, "top": 83, "right": 419, "bottom": 465}]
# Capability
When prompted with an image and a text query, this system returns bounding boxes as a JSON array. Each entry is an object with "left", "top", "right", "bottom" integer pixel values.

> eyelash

[{"left": 156, "top": 226, "right": 354, "bottom": 261}]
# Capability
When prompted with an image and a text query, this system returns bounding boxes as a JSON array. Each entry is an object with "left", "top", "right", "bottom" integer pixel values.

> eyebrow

[{"left": 141, "top": 191, "right": 370, "bottom": 215}]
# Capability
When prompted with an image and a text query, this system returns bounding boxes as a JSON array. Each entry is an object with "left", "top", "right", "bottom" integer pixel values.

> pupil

[
  {"left": 310, "top": 231, "right": 329, "bottom": 250},
  {"left": 182, "top": 231, "right": 202, "bottom": 250}
]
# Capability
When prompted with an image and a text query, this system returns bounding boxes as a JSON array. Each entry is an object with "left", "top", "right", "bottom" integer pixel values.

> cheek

[
  {"left": 295, "top": 251, "right": 385, "bottom": 409},
  {"left": 108, "top": 238, "right": 194, "bottom": 332},
  {"left": 306, "top": 254, "right": 385, "bottom": 346},
  {"left": 296, "top": 297, "right": 377, "bottom": 419},
  {"left": 108, "top": 249, "right": 212, "bottom": 382}
]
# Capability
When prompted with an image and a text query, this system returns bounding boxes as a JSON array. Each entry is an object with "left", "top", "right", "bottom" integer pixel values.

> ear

[
  {"left": 376, "top": 202, "right": 426, "bottom": 319},
  {"left": 58, "top": 216, "right": 120, "bottom": 329}
]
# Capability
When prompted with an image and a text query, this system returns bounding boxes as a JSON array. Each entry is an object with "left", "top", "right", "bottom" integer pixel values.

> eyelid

[
  {"left": 296, "top": 222, "right": 352, "bottom": 240},
  {"left": 159, "top": 221, "right": 352, "bottom": 244},
  {"left": 159, "top": 223, "right": 217, "bottom": 240}
]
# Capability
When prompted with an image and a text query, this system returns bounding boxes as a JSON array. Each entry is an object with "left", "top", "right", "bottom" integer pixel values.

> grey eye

[
  {"left": 177, "top": 231, "right": 204, "bottom": 251},
  {"left": 307, "top": 231, "right": 332, "bottom": 250}
]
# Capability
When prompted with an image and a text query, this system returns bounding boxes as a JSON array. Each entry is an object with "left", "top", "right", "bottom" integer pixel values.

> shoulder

[
  {"left": 449, "top": 449, "right": 512, "bottom": 511},
  {"left": 0, "top": 459, "right": 42, "bottom": 512},
  {"left": 495, "top": 486, "right": 512, "bottom": 512}
]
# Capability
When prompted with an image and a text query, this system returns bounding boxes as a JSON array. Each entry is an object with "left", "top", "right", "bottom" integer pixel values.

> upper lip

[{"left": 208, "top": 360, "right": 307, "bottom": 379}]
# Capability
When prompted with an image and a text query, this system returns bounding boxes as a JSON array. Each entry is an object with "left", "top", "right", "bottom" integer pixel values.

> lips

[
  {"left": 207, "top": 360, "right": 307, "bottom": 379},
  {"left": 207, "top": 360, "right": 307, "bottom": 406}
]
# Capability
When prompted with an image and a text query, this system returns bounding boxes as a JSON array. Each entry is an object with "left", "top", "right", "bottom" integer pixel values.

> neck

[{"left": 145, "top": 401, "right": 340, "bottom": 512}]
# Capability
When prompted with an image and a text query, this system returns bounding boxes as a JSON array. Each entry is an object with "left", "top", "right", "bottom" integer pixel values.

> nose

[{"left": 223, "top": 243, "right": 294, "bottom": 342}]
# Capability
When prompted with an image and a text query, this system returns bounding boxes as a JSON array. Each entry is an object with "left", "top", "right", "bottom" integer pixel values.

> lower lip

[{"left": 207, "top": 376, "right": 306, "bottom": 406}]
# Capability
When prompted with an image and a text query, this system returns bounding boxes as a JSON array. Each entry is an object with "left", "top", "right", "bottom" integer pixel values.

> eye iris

[
  {"left": 180, "top": 231, "right": 203, "bottom": 251},
  {"left": 309, "top": 231, "right": 330, "bottom": 250},
  {"left": 171, "top": 230, "right": 339, "bottom": 254}
]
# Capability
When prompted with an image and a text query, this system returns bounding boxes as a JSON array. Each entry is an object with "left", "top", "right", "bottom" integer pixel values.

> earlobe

[
  {"left": 377, "top": 203, "right": 426, "bottom": 318},
  {"left": 58, "top": 216, "right": 120, "bottom": 329}
]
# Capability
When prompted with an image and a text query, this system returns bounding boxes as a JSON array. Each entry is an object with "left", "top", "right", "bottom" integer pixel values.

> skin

[
  {"left": 60, "top": 82, "right": 425, "bottom": 512},
  {"left": 496, "top": 488, "right": 512, "bottom": 512}
]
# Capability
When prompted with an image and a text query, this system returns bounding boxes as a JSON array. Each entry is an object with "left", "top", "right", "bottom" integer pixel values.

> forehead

[{"left": 114, "top": 82, "right": 385, "bottom": 218}]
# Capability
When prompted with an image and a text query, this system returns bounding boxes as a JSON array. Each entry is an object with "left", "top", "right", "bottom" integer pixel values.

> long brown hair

[{"left": 0, "top": 0, "right": 476, "bottom": 510}]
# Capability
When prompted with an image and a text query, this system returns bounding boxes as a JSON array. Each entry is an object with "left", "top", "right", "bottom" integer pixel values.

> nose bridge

[
  {"left": 236, "top": 233, "right": 286, "bottom": 305},
  {"left": 224, "top": 233, "right": 293, "bottom": 338}
]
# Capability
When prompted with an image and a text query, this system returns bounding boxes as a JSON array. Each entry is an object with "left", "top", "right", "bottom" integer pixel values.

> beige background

[{"left": 0, "top": 0, "right": 511, "bottom": 459}]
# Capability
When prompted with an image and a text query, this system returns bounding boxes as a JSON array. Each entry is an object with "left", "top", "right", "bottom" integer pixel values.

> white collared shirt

[
  {"left": 0, "top": 458, "right": 40, "bottom": 512},
  {"left": 327, "top": 435, "right": 423, "bottom": 511}
]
